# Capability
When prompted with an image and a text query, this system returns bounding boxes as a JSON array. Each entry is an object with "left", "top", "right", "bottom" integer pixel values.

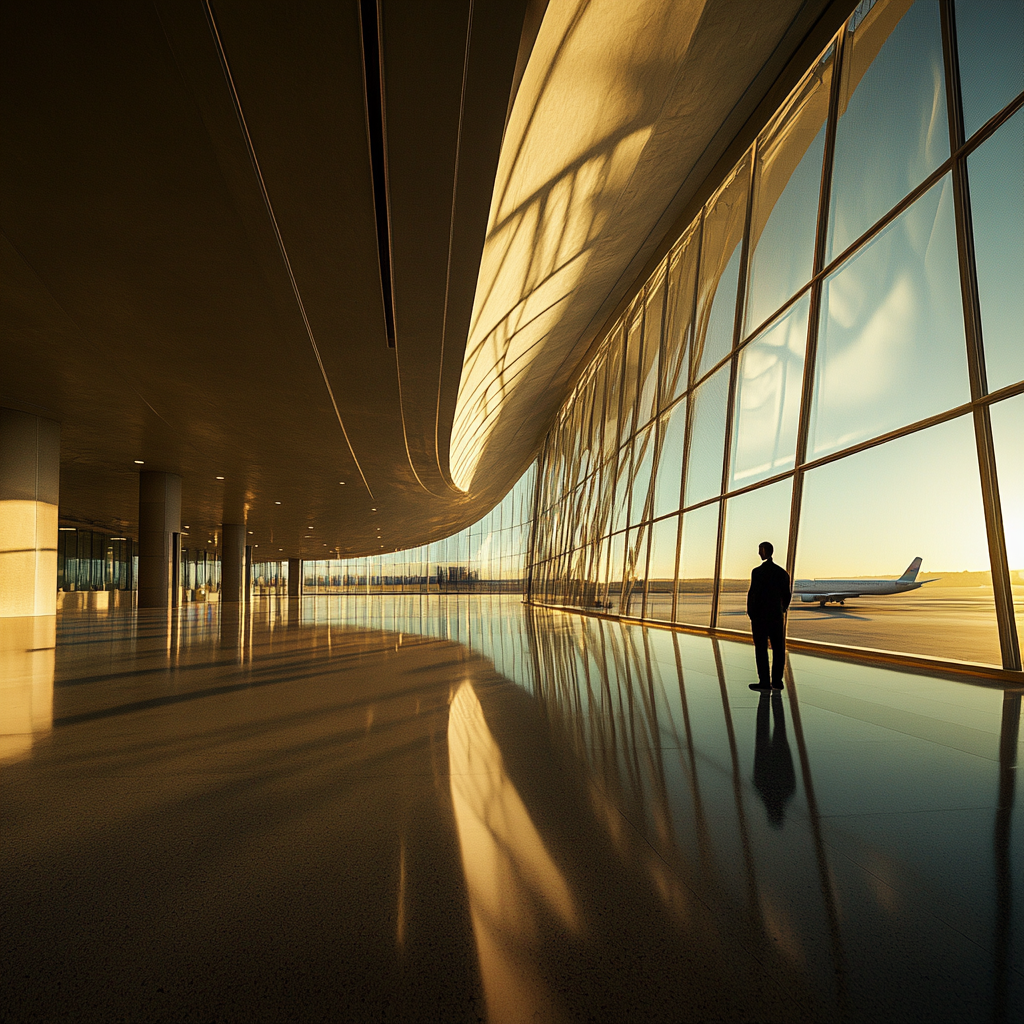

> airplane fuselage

[
  {"left": 793, "top": 579, "right": 924, "bottom": 602},
  {"left": 789, "top": 557, "right": 936, "bottom": 606}
]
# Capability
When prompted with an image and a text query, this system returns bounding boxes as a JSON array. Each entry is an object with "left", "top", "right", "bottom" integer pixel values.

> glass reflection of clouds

[{"left": 811, "top": 174, "right": 968, "bottom": 460}]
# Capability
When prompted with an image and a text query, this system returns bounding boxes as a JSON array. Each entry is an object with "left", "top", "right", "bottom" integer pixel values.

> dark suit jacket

[{"left": 747, "top": 558, "right": 792, "bottom": 622}]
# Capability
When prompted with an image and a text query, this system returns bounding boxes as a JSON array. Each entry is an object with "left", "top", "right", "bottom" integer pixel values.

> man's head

[{"left": 758, "top": 541, "right": 774, "bottom": 561}]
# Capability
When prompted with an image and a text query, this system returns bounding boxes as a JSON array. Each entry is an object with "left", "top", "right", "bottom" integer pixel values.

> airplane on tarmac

[{"left": 793, "top": 557, "right": 940, "bottom": 608}]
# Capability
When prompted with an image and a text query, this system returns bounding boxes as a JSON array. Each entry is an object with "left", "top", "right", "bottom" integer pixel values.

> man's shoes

[
  {"left": 771, "top": 681, "right": 785, "bottom": 690},
  {"left": 749, "top": 683, "right": 772, "bottom": 692}
]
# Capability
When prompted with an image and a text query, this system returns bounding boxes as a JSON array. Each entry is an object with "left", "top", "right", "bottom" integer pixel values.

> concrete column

[
  {"left": 0, "top": 409, "right": 60, "bottom": 619},
  {"left": 244, "top": 545, "right": 252, "bottom": 596},
  {"left": 287, "top": 557, "right": 301, "bottom": 597},
  {"left": 221, "top": 524, "right": 245, "bottom": 603},
  {"left": 137, "top": 472, "right": 181, "bottom": 609},
  {"left": 0, "top": 409, "right": 59, "bottom": 762}
]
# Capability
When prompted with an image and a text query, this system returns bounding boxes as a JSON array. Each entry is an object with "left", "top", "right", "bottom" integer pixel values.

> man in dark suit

[{"left": 747, "top": 541, "right": 791, "bottom": 691}]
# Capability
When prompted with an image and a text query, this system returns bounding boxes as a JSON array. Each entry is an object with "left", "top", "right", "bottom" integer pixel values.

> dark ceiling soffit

[
  {"left": 503, "top": 0, "right": 550, "bottom": 136},
  {"left": 359, "top": 0, "right": 397, "bottom": 348}
]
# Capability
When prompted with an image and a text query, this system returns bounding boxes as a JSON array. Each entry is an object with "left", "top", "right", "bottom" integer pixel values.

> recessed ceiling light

[
  {"left": 275, "top": 501, "right": 281, "bottom": 505},
  {"left": 134, "top": 460, "right": 144, "bottom": 465},
  {"left": 183, "top": 526, "right": 190, "bottom": 530},
  {"left": 111, "top": 537, "right": 127, "bottom": 541},
  {"left": 279, "top": 548, "right": 283, "bottom": 552},
  {"left": 216, "top": 476, "right": 224, "bottom": 480},
  {"left": 59, "top": 527, "right": 76, "bottom": 531},
  {"left": 248, "top": 531, "right": 253, "bottom": 535},
  {"left": 339, "top": 481, "right": 345, "bottom": 485}
]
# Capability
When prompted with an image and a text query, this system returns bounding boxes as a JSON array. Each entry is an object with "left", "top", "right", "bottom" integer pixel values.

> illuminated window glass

[
  {"left": 968, "top": 107, "right": 1024, "bottom": 392},
  {"left": 622, "top": 525, "right": 648, "bottom": 618},
  {"left": 646, "top": 515, "right": 680, "bottom": 622},
  {"left": 745, "top": 46, "right": 832, "bottom": 335},
  {"left": 639, "top": 266, "right": 665, "bottom": 427},
  {"left": 694, "top": 156, "right": 749, "bottom": 380},
  {"left": 607, "top": 531, "right": 626, "bottom": 612},
  {"left": 676, "top": 502, "right": 719, "bottom": 627},
  {"left": 630, "top": 425, "right": 656, "bottom": 526},
  {"left": 793, "top": 415, "right": 1000, "bottom": 665},
  {"left": 603, "top": 335, "right": 623, "bottom": 460},
  {"left": 717, "top": 479, "right": 793, "bottom": 630},
  {"left": 828, "top": 0, "right": 949, "bottom": 263},
  {"left": 684, "top": 365, "right": 730, "bottom": 506},
  {"left": 621, "top": 304, "right": 644, "bottom": 445},
  {"left": 989, "top": 395, "right": 1024, "bottom": 654},
  {"left": 956, "top": 0, "right": 1024, "bottom": 141},
  {"left": 661, "top": 225, "right": 699, "bottom": 407},
  {"left": 809, "top": 174, "right": 969, "bottom": 460},
  {"left": 653, "top": 400, "right": 687, "bottom": 519},
  {"left": 730, "top": 295, "right": 808, "bottom": 489}
]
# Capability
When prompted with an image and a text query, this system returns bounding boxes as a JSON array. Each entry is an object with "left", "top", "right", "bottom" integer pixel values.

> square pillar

[
  {"left": 221, "top": 524, "right": 246, "bottom": 603},
  {"left": 137, "top": 472, "right": 181, "bottom": 609},
  {"left": 0, "top": 409, "right": 60, "bottom": 619},
  {"left": 287, "top": 557, "right": 301, "bottom": 598}
]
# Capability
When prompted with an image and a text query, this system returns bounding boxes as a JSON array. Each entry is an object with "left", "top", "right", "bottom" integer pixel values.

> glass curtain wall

[
  {"left": 530, "top": 0, "right": 1024, "bottom": 671},
  {"left": 301, "top": 464, "right": 537, "bottom": 595},
  {"left": 56, "top": 528, "right": 136, "bottom": 592}
]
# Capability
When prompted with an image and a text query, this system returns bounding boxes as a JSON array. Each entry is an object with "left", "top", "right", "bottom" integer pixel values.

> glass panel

[
  {"left": 603, "top": 336, "right": 623, "bottom": 460},
  {"left": 621, "top": 525, "right": 648, "bottom": 618},
  {"left": 693, "top": 156, "right": 749, "bottom": 380},
  {"left": 606, "top": 531, "right": 626, "bottom": 614},
  {"left": 989, "top": 395, "right": 1024, "bottom": 655},
  {"left": 969, "top": 108, "right": 1024, "bottom": 392},
  {"left": 660, "top": 224, "right": 699, "bottom": 406},
  {"left": 652, "top": 399, "right": 687, "bottom": 519},
  {"left": 717, "top": 478, "right": 793, "bottom": 631},
  {"left": 639, "top": 268, "right": 665, "bottom": 426},
  {"left": 620, "top": 304, "right": 644, "bottom": 444},
  {"left": 745, "top": 45, "right": 832, "bottom": 335},
  {"left": 684, "top": 365, "right": 730, "bottom": 506},
  {"left": 792, "top": 415, "right": 1000, "bottom": 665},
  {"left": 828, "top": 0, "right": 949, "bottom": 262},
  {"left": 676, "top": 502, "right": 719, "bottom": 627},
  {"left": 956, "top": 0, "right": 1024, "bottom": 141},
  {"left": 645, "top": 515, "right": 679, "bottom": 622},
  {"left": 809, "top": 174, "right": 969, "bottom": 460},
  {"left": 730, "top": 295, "right": 808, "bottom": 488},
  {"left": 611, "top": 451, "right": 631, "bottom": 534},
  {"left": 629, "top": 425, "right": 656, "bottom": 526}
]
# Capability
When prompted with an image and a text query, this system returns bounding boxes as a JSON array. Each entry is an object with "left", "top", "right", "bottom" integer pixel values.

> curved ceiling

[
  {"left": 451, "top": 0, "right": 840, "bottom": 492},
  {"left": 1, "top": 0, "right": 839, "bottom": 558}
]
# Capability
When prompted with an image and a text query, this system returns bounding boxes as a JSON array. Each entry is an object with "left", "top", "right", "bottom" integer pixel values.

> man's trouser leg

[
  {"left": 751, "top": 620, "right": 771, "bottom": 685},
  {"left": 768, "top": 619, "right": 786, "bottom": 685}
]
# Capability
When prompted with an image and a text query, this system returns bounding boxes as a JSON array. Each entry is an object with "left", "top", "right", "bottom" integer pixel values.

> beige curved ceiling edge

[{"left": 448, "top": 0, "right": 835, "bottom": 494}]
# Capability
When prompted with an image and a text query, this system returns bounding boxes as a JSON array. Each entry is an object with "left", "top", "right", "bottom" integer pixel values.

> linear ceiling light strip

[
  {"left": 434, "top": 0, "right": 475, "bottom": 493},
  {"left": 359, "top": 0, "right": 397, "bottom": 349},
  {"left": 203, "top": 0, "right": 374, "bottom": 500}
]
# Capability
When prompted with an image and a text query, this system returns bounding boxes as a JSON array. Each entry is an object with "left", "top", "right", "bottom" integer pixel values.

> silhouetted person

[
  {"left": 747, "top": 541, "right": 791, "bottom": 691},
  {"left": 753, "top": 692, "right": 796, "bottom": 827}
]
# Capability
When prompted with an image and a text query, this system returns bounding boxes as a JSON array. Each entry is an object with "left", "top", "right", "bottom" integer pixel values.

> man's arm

[{"left": 780, "top": 567, "right": 792, "bottom": 612}]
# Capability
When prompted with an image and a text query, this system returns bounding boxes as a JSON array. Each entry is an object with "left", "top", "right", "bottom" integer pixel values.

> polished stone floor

[{"left": 1, "top": 595, "right": 1021, "bottom": 1022}]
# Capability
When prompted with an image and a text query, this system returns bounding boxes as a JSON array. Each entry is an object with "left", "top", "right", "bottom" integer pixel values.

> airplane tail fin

[{"left": 898, "top": 556, "right": 923, "bottom": 583}]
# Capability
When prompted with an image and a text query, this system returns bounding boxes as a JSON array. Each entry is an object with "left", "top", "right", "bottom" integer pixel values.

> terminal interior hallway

[{"left": 2, "top": 595, "right": 1022, "bottom": 1022}]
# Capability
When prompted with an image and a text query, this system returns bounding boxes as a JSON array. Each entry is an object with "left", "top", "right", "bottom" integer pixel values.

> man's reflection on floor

[{"left": 753, "top": 692, "right": 796, "bottom": 827}]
